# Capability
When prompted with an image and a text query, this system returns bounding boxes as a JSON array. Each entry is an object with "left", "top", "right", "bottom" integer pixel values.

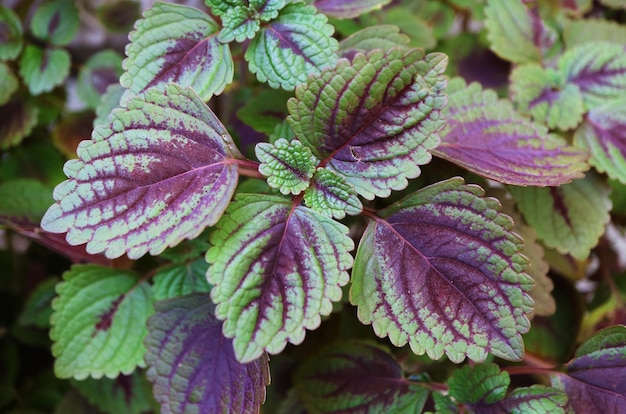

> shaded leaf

[
  {"left": 509, "top": 174, "right": 611, "bottom": 260},
  {"left": 338, "top": 25, "right": 410, "bottom": 59},
  {"left": 501, "top": 385, "right": 567, "bottom": 413},
  {"left": 484, "top": 0, "right": 557, "bottom": 63},
  {"left": 574, "top": 97, "right": 626, "bottom": 185},
  {"left": 447, "top": 363, "right": 509, "bottom": 405},
  {"left": 434, "top": 79, "right": 588, "bottom": 186},
  {"left": 269, "top": 119, "right": 296, "bottom": 144},
  {"left": 256, "top": 138, "right": 318, "bottom": 195},
  {"left": 288, "top": 48, "right": 447, "bottom": 200},
  {"left": 0, "top": 178, "right": 53, "bottom": 222},
  {"left": 30, "top": 0, "right": 79, "bottom": 46},
  {"left": 52, "top": 111, "right": 95, "bottom": 158},
  {"left": 350, "top": 178, "right": 534, "bottom": 363},
  {"left": 206, "top": 193, "right": 353, "bottom": 362},
  {"left": 18, "top": 45, "right": 70, "bottom": 95},
  {"left": 0, "top": 62, "right": 18, "bottom": 105},
  {"left": 0, "top": 6, "right": 23, "bottom": 60},
  {"left": 563, "top": 19, "right": 626, "bottom": 48},
  {"left": 245, "top": 2, "right": 338, "bottom": 90},
  {"left": 379, "top": 7, "right": 436, "bottom": 50},
  {"left": 121, "top": 2, "right": 233, "bottom": 101},
  {"left": 144, "top": 293, "right": 270, "bottom": 414},
  {"left": 0, "top": 99, "right": 39, "bottom": 151},
  {"left": 50, "top": 265, "right": 153, "bottom": 379},
  {"left": 295, "top": 341, "right": 429, "bottom": 413},
  {"left": 559, "top": 0, "right": 592, "bottom": 15},
  {"left": 96, "top": 0, "right": 141, "bottom": 34},
  {"left": 54, "top": 390, "right": 103, "bottom": 414},
  {"left": 41, "top": 84, "right": 242, "bottom": 260},
  {"left": 94, "top": 83, "right": 125, "bottom": 127},
  {"left": 303, "top": 168, "right": 363, "bottom": 219},
  {"left": 217, "top": 0, "right": 285, "bottom": 43},
  {"left": 77, "top": 50, "right": 124, "bottom": 109},
  {"left": 313, "top": 0, "right": 391, "bottom": 19},
  {"left": 72, "top": 371, "right": 155, "bottom": 414},
  {"left": 600, "top": 0, "right": 626, "bottom": 9},
  {"left": 153, "top": 259, "right": 211, "bottom": 301},
  {"left": 236, "top": 88, "right": 293, "bottom": 134},
  {"left": 18, "top": 277, "right": 59, "bottom": 329}
]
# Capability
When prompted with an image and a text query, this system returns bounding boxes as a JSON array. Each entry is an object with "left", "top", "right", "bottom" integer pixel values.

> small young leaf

[
  {"left": 559, "top": 42, "right": 626, "bottom": 109},
  {"left": 552, "top": 325, "right": 626, "bottom": 412},
  {"left": 434, "top": 79, "right": 588, "bottom": 186},
  {"left": 121, "top": 2, "right": 233, "bottom": 101},
  {"left": 50, "top": 265, "right": 153, "bottom": 379},
  {"left": 77, "top": 50, "right": 124, "bottom": 109},
  {"left": 338, "top": 25, "right": 410, "bottom": 59},
  {"left": 288, "top": 48, "right": 447, "bottom": 200},
  {"left": 245, "top": 2, "right": 338, "bottom": 90},
  {"left": 153, "top": 259, "right": 211, "bottom": 301},
  {"left": 501, "top": 385, "right": 567, "bottom": 413},
  {"left": 0, "top": 99, "right": 39, "bottom": 150},
  {"left": 294, "top": 341, "right": 429, "bottom": 413},
  {"left": 509, "top": 174, "right": 611, "bottom": 260},
  {"left": 484, "top": 0, "right": 557, "bottom": 63},
  {"left": 206, "top": 193, "right": 354, "bottom": 362},
  {"left": 30, "top": 0, "right": 79, "bottom": 46},
  {"left": 509, "top": 64, "right": 585, "bottom": 131},
  {"left": 72, "top": 371, "right": 155, "bottom": 414},
  {"left": 350, "top": 178, "right": 534, "bottom": 363},
  {"left": 447, "top": 363, "right": 509, "bottom": 405},
  {"left": 563, "top": 19, "right": 626, "bottom": 48},
  {"left": 41, "top": 84, "right": 242, "bottom": 259},
  {"left": 19, "top": 45, "right": 70, "bottom": 95},
  {"left": 574, "top": 98, "right": 626, "bottom": 184},
  {"left": 255, "top": 138, "right": 318, "bottom": 195},
  {"left": 18, "top": 277, "right": 59, "bottom": 329},
  {"left": 313, "top": 0, "right": 391, "bottom": 19},
  {"left": 0, "top": 62, "right": 18, "bottom": 105},
  {"left": 303, "top": 168, "right": 363, "bottom": 219},
  {"left": 0, "top": 6, "right": 23, "bottom": 61},
  {"left": 0, "top": 178, "right": 53, "bottom": 222},
  {"left": 218, "top": 6, "right": 261, "bottom": 43},
  {"left": 144, "top": 293, "right": 270, "bottom": 414}
]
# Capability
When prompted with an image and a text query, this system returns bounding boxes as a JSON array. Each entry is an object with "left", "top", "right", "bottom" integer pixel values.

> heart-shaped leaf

[
  {"left": 144, "top": 293, "right": 270, "bottom": 414},
  {"left": 350, "top": 178, "right": 534, "bottom": 363},
  {"left": 19, "top": 45, "right": 70, "bottom": 95},
  {"left": 30, "top": 0, "right": 79, "bottom": 46},
  {"left": 121, "top": 2, "right": 233, "bottom": 101},
  {"left": 41, "top": 84, "right": 242, "bottom": 259},
  {"left": 288, "top": 48, "right": 447, "bottom": 200},
  {"left": 206, "top": 193, "right": 354, "bottom": 362}
]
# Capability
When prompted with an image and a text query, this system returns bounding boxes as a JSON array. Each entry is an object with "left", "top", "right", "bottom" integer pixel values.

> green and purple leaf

[
  {"left": 50, "top": 265, "right": 153, "bottom": 379},
  {"left": 288, "top": 48, "right": 447, "bottom": 200},
  {"left": 144, "top": 293, "right": 270, "bottom": 414},
  {"left": 245, "top": 2, "right": 338, "bottom": 90},
  {"left": 236, "top": 88, "right": 293, "bottom": 135},
  {"left": 0, "top": 62, "right": 18, "bottom": 105},
  {"left": 350, "top": 178, "right": 534, "bottom": 363},
  {"left": 30, "top": 0, "right": 79, "bottom": 46},
  {"left": 313, "top": 0, "right": 391, "bottom": 19},
  {"left": 216, "top": 0, "right": 285, "bottom": 42},
  {"left": 501, "top": 385, "right": 568, "bottom": 413},
  {"left": 447, "top": 363, "right": 509, "bottom": 405},
  {"left": 303, "top": 168, "right": 363, "bottom": 219},
  {"left": 552, "top": 325, "right": 626, "bottom": 413},
  {"left": 255, "top": 138, "right": 318, "bottom": 195},
  {"left": 121, "top": 2, "right": 233, "bottom": 101},
  {"left": 0, "top": 6, "right": 23, "bottom": 61},
  {"left": 434, "top": 79, "right": 588, "bottom": 186},
  {"left": 0, "top": 98, "right": 38, "bottom": 150},
  {"left": 574, "top": 98, "right": 626, "bottom": 184},
  {"left": 41, "top": 84, "right": 243, "bottom": 259},
  {"left": 206, "top": 193, "right": 354, "bottom": 363},
  {"left": 294, "top": 341, "right": 429, "bottom": 413},
  {"left": 77, "top": 50, "right": 124, "bottom": 110},
  {"left": 18, "top": 45, "right": 70, "bottom": 95},
  {"left": 509, "top": 174, "right": 611, "bottom": 260}
]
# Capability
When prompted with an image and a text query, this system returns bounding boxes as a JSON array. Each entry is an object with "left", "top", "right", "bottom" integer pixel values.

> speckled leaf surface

[
  {"left": 350, "top": 178, "right": 534, "bottom": 363},
  {"left": 245, "top": 3, "right": 338, "bottom": 90},
  {"left": 50, "top": 265, "right": 153, "bottom": 379},
  {"left": 313, "top": 0, "right": 391, "bottom": 18},
  {"left": 552, "top": 326, "right": 626, "bottom": 413},
  {"left": 19, "top": 45, "right": 70, "bottom": 95},
  {"left": 121, "top": 2, "right": 233, "bottom": 101},
  {"left": 509, "top": 174, "right": 611, "bottom": 260},
  {"left": 206, "top": 193, "right": 353, "bottom": 363},
  {"left": 145, "top": 293, "right": 270, "bottom": 414},
  {"left": 434, "top": 80, "right": 588, "bottom": 186},
  {"left": 574, "top": 98, "right": 626, "bottom": 184},
  {"left": 338, "top": 25, "right": 409, "bottom": 59},
  {"left": 0, "top": 6, "right": 23, "bottom": 61},
  {"left": 288, "top": 48, "right": 447, "bottom": 200},
  {"left": 294, "top": 341, "right": 429, "bottom": 413},
  {"left": 41, "top": 84, "right": 242, "bottom": 259}
]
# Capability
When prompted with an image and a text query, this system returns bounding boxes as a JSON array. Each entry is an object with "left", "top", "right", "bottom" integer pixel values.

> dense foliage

[{"left": 1, "top": 0, "right": 626, "bottom": 413}]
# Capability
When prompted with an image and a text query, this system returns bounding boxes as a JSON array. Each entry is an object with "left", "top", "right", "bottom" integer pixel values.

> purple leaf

[
  {"left": 313, "top": 0, "right": 391, "bottom": 19},
  {"left": 41, "top": 84, "right": 242, "bottom": 259},
  {"left": 288, "top": 48, "right": 447, "bottom": 200},
  {"left": 145, "top": 293, "right": 270, "bottom": 414},
  {"left": 350, "top": 178, "right": 534, "bottom": 363},
  {"left": 294, "top": 341, "right": 429, "bottom": 413},
  {"left": 435, "top": 79, "right": 588, "bottom": 186}
]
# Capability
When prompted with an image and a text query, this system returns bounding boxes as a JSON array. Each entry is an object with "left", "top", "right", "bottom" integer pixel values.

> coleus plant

[{"left": 1, "top": 0, "right": 626, "bottom": 412}]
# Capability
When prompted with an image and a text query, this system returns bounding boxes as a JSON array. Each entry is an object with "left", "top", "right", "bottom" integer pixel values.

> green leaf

[
  {"left": 563, "top": 19, "right": 626, "bottom": 48},
  {"left": 0, "top": 6, "right": 23, "bottom": 60},
  {"left": 30, "top": 0, "right": 79, "bottom": 46},
  {"left": 77, "top": 50, "right": 124, "bottom": 110},
  {"left": 18, "top": 45, "right": 70, "bottom": 95},
  {"left": 206, "top": 193, "right": 353, "bottom": 362},
  {"left": 255, "top": 138, "right": 318, "bottom": 195},
  {"left": 0, "top": 178, "right": 53, "bottom": 223},
  {"left": 303, "top": 168, "right": 363, "bottom": 219},
  {"left": 217, "top": 0, "right": 285, "bottom": 43},
  {"left": 0, "top": 100, "right": 39, "bottom": 151},
  {"left": 600, "top": 0, "right": 626, "bottom": 9},
  {"left": 236, "top": 88, "right": 293, "bottom": 134},
  {"left": 380, "top": 6, "right": 436, "bottom": 50},
  {"left": 50, "top": 265, "right": 154, "bottom": 379},
  {"left": 245, "top": 2, "right": 338, "bottom": 90},
  {"left": 509, "top": 64, "right": 585, "bottom": 131},
  {"left": 338, "top": 25, "right": 410, "bottom": 58},
  {"left": 509, "top": 174, "right": 612, "bottom": 260},
  {"left": 447, "top": 363, "right": 509, "bottom": 405},
  {"left": 153, "top": 259, "right": 211, "bottom": 301},
  {"left": 502, "top": 385, "right": 567, "bottom": 413},
  {"left": 18, "top": 277, "right": 59, "bottom": 329},
  {"left": 0, "top": 62, "right": 18, "bottom": 105},
  {"left": 121, "top": 2, "right": 233, "bottom": 101},
  {"left": 484, "top": 0, "right": 557, "bottom": 63},
  {"left": 94, "top": 84, "right": 125, "bottom": 127}
]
